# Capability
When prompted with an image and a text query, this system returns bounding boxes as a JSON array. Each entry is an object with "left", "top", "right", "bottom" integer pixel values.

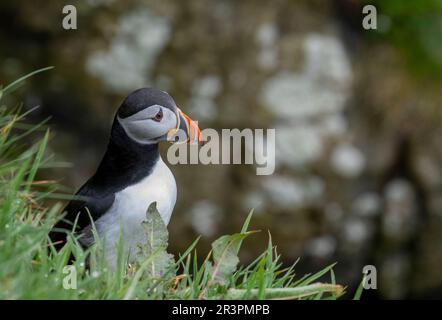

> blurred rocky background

[{"left": 1, "top": 0, "right": 442, "bottom": 299}]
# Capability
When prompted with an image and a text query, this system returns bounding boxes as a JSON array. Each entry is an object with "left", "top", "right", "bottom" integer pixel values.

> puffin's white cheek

[
  {"left": 130, "top": 121, "right": 167, "bottom": 140},
  {"left": 168, "top": 110, "right": 178, "bottom": 127},
  {"left": 163, "top": 109, "right": 178, "bottom": 133}
]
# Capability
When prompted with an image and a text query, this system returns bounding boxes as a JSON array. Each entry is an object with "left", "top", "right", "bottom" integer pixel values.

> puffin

[{"left": 50, "top": 88, "right": 202, "bottom": 266}]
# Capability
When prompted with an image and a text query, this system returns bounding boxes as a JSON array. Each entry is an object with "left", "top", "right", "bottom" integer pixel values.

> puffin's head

[{"left": 116, "top": 88, "right": 202, "bottom": 145}]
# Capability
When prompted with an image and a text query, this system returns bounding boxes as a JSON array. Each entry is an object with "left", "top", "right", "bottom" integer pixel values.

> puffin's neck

[{"left": 92, "top": 121, "right": 160, "bottom": 192}]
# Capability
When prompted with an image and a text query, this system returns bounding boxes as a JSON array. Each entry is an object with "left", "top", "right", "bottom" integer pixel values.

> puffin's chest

[
  {"left": 113, "top": 158, "right": 177, "bottom": 225},
  {"left": 92, "top": 158, "right": 177, "bottom": 259}
]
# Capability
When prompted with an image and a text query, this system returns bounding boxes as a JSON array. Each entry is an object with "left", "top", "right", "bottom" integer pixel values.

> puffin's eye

[{"left": 153, "top": 108, "right": 163, "bottom": 122}]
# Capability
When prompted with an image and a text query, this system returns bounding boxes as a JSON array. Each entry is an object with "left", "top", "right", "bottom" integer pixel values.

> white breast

[{"left": 88, "top": 157, "right": 177, "bottom": 266}]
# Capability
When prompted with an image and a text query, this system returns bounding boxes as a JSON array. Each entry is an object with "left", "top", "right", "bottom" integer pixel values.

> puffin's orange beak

[
  {"left": 178, "top": 109, "right": 203, "bottom": 145},
  {"left": 167, "top": 108, "right": 203, "bottom": 145}
]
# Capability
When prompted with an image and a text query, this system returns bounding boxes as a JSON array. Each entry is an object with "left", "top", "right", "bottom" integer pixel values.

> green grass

[{"left": 0, "top": 70, "right": 346, "bottom": 300}]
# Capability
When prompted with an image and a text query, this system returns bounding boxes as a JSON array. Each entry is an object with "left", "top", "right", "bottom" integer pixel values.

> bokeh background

[{"left": 1, "top": 0, "right": 442, "bottom": 299}]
